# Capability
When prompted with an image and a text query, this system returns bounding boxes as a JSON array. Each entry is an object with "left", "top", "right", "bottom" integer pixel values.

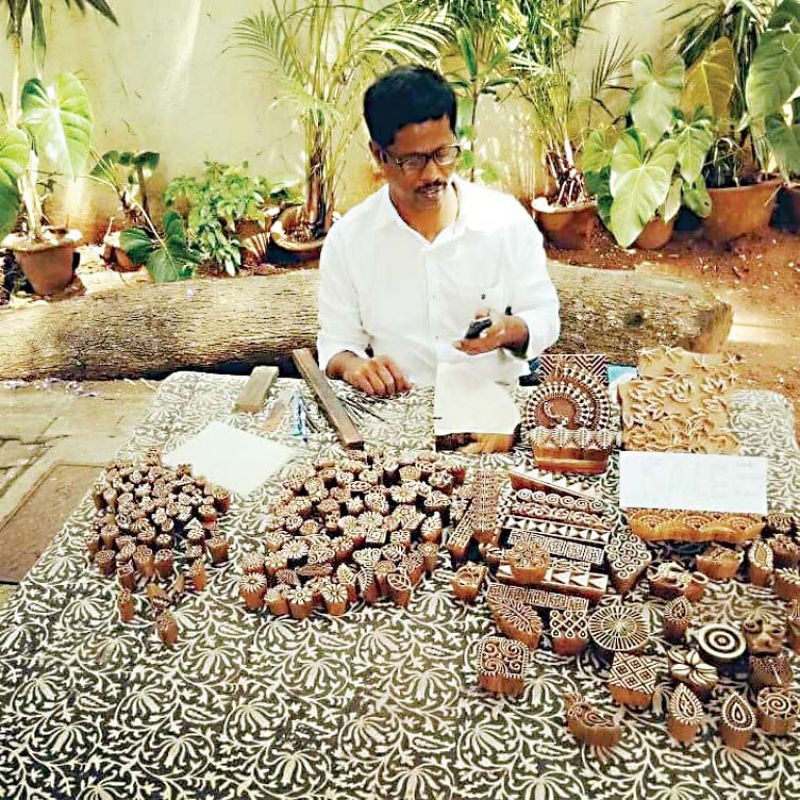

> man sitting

[{"left": 317, "top": 66, "right": 560, "bottom": 396}]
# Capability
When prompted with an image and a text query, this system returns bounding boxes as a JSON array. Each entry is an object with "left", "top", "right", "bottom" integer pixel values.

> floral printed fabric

[{"left": 0, "top": 373, "right": 798, "bottom": 800}]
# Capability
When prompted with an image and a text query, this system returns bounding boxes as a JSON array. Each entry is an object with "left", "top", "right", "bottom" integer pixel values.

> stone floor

[{"left": 0, "top": 377, "right": 159, "bottom": 608}]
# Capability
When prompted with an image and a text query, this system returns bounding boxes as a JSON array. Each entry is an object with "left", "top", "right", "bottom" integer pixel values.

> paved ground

[{"left": 0, "top": 377, "right": 159, "bottom": 608}]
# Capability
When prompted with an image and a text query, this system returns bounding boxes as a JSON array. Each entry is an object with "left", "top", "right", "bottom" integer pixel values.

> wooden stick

[
  {"left": 234, "top": 366, "right": 279, "bottom": 413},
  {"left": 292, "top": 349, "right": 364, "bottom": 450}
]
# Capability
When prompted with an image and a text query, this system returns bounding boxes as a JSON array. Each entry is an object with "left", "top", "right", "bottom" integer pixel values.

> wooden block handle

[
  {"left": 234, "top": 366, "right": 279, "bottom": 413},
  {"left": 292, "top": 349, "right": 364, "bottom": 450}
]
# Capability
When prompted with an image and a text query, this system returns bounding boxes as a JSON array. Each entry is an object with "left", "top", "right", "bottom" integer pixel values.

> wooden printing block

[
  {"left": 695, "top": 544, "right": 743, "bottom": 580},
  {"left": 788, "top": 600, "right": 800, "bottom": 655},
  {"left": 770, "top": 534, "right": 800, "bottom": 569},
  {"left": 373, "top": 560, "right": 396, "bottom": 597},
  {"left": 286, "top": 586, "right": 314, "bottom": 619},
  {"left": 510, "top": 502, "right": 611, "bottom": 533},
  {"left": 486, "top": 581, "right": 589, "bottom": 615},
  {"left": 766, "top": 512, "right": 796, "bottom": 536},
  {"left": 321, "top": 583, "right": 349, "bottom": 616},
  {"left": 507, "top": 468, "right": 598, "bottom": 502},
  {"left": 695, "top": 622, "right": 746, "bottom": 665},
  {"left": 506, "top": 541, "right": 549, "bottom": 585},
  {"left": 608, "top": 653, "right": 659, "bottom": 708},
  {"left": 498, "top": 559, "right": 607, "bottom": 602},
  {"left": 418, "top": 541, "right": 439, "bottom": 573},
  {"left": 667, "top": 684, "right": 704, "bottom": 744},
  {"left": 264, "top": 586, "right": 289, "bottom": 616},
  {"left": 741, "top": 609, "right": 786, "bottom": 655},
  {"left": 549, "top": 609, "right": 590, "bottom": 656},
  {"left": 240, "top": 573, "right": 267, "bottom": 610},
  {"left": 446, "top": 510, "right": 475, "bottom": 562},
  {"left": 749, "top": 654, "right": 794, "bottom": 691},
  {"left": 668, "top": 649, "right": 718, "bottom": 699},
  {"left": 747, "top": 539, "right": 774, "bottom": 586},
  {"left": 503, "top": 514, "right": 611, "bottom": 546},
  {"left": 605, "top": 530, "right": 652, "bottom": 594},
  {"left": 471, "top": 476, "right": 501, "bottom": 543},
  {"left": 117, "top": 589, "right": 135, "bottom": 623},
  {"left": 451, "top": 563, "right": 487, "bottom": 602},
  {"left": 719, "top": 691, "right": 756, "bottom": 749},
  {"left": 588, "top": 603, "right": 649, "bottom": 654},
  {"left": 774, "top": 568, "right": 800, "bottom": 601},
  {"left": 564, "top": 692, "right": 621, "bottom": 748},
  {"left": 156, "top": 612, "right": 179, "bottom": 646},
  {"left": 491, "top": 598, "right": 543, "bottom": 649},
  {"left": 477, "top": 635, "right": 530, "bottom": 695},
  {"left": 756, "top": 688, "right": 799, "bottom": 735},
  {"left": 505, "top": 529, "right": 605, "bottom": 566},
  {"left": 663, "top": 596, "right": 693, "bottom": 643}
]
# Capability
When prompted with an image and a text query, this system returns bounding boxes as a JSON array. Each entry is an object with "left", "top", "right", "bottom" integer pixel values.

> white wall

[{"left": 0, "top": 0, "right": 691, "bottom": 238}]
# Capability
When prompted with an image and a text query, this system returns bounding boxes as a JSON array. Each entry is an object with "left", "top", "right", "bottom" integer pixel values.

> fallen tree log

[{"left": 0, "top": 261, "right": 732, "bottom": 381}]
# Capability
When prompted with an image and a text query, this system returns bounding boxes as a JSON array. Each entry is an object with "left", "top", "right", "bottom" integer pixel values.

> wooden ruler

[{"left": 292, "top": 348, "right": 364, "bottom": 450}]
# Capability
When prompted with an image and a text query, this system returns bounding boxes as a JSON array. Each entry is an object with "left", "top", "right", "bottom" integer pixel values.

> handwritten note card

[{"left": 618, "top": 451, "right": 768, "bottom": 515}]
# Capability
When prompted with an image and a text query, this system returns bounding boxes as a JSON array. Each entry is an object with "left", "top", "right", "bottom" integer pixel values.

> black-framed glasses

[{"left": 381, "top": 144, "right": 461, "bottom": 174}]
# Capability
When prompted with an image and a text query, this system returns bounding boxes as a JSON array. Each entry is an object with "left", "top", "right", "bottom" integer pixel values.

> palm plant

[
  {"left": 406, "top": 0, "right": 523, "bottom": 182},
  {"left": 511, "top": 0, "right": 632, "bottom": 206},
  {"left": 231, "top": 1, "right": 448, "bottom": 239}
]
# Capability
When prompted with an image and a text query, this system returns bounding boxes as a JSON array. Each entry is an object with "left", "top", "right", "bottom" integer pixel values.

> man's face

[{"left": 371, "top": 115, "right": 457, "bottom": 210}]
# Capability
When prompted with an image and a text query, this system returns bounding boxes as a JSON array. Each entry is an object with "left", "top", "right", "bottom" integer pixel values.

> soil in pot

[
  {"left": 270, "top": 205, "right": 325, "bottom": 263},
  {"left": 3, "top": 228, "right": 81, "bottom": 296},
  {"left": 702, "top": 177, "right": 783, "bottom": 244},
  {"left": 531, "top": 198, "right": 597, "bottom": 250},
  {"left": 635, "top": 216, "right": 676, "bottom": 249},
  {"left": 102, "top": 232, "right": 138, "bottom": 272}
]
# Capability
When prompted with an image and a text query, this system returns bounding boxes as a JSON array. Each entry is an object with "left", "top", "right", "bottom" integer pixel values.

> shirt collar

[{"left": 376, "top": 173, "right": 487, "bottom": 234}]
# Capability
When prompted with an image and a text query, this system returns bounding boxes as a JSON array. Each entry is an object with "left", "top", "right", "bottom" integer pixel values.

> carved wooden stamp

[
  {"left": 507, "top": 541, "right": 549, "bottom": 585},
  {"left": 608, "top": 653, "right": 658, "bottom": 708},
  {"left": 749, "top": 653, "right": 794, "bottom": 691},
  {"left": 747, "top": 539, "right": 774, "bottom": 586},
  {"left": 696, "top": 544, "right": 743, "bottom": 580},
  {"left": 491, "top": 598, "right": 543, "bottom": 649},
  {"left": 606, "top": 530, "right": 652, "bottom": 594},
  {"left": 667, "top": 684, "right": 704, "bottom": 744},
  {"left": 564, "top": 692, "right": 621, "bottom": 748},
  {"left": 788, "top": 600, "right": 800, "bottom": 654},
  {"left": 695, "top": 622, "right": 746, "bottom": 665},
  {"left": 663, "top": 596, "right": 693, "bottom": 642},
  {"left": 486, "top": 581, "right": 589, "bottom": 614},
  {"left": 774, "top": 567, "right": 800, "bottom": 601},
  {"left": 668, "top": 648, "right": 718, "bottom": 698},
  {"left": 756, "top": 688, "right": 799, "bottom": 735},
  {"left": 742, "top": 609, "right": 786, "bottom": 655},
  {"left": 477, "top": 635, "right": 530, "bottom": 695},
  {"left": 451, "top": 563, "right": 487, "bottom": 602},
  {"left": 770, "top": 534, "right": 800, "bottom": 569},
  {"left": 719, "top": 691, "right": 756, "bottom": 749},
  {"left": 550, "top": 609, "right": 590, "bottom": 656},
  {"left": 588, "top": 603, "right": 649, "bottom": 653}
]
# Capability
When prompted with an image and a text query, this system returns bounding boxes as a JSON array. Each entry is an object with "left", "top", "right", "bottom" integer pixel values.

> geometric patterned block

[
  {"left": 608, "top": 653, "right": 658, "bottom": 708},
  {"left": 477, "top": 635, "right": 531, "bottom": 695}
]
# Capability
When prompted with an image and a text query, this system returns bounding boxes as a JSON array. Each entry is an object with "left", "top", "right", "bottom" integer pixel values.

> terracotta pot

[
  {"left": 3, "top": 228, "right": 81, "bottom": 295},
  {"left": 270, "top": 205, "right": 325, "bottom": 262},
  {"left": 531, "top": 198, "right": 597, "bottom": 249},
  {"left": 102, "top": 232, "right": 138, "bottom": 272},
  {"left": 702, "top": 177, "right": 783, "bottom": 243},
  {"left": 635, "top": 216, "right": 676, "bottom": 249},
  {"left": 778, "top": 182, "right": 800, "bottom": 232}
]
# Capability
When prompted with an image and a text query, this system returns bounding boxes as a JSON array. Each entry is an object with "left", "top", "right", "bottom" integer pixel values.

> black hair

[{"left": 363, "top": 66, "right": 457, "bottom": 149}]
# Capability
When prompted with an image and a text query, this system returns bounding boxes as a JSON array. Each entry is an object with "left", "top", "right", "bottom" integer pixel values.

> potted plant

[
  {"left": 0, "top": 73, "right": 94, "bottom": 295},
  {"left": 90, "top": 149, "right": 160, "bottom": 271},
  {"left": 231, "top": 1, "right": 447, "bottom": 257},
  {"left": 511, "top": 2, "right": 632, "bottom": 249},
  {"left": 0, "top": 0, "right": 116, "bottom": 295},
  {"left": 668, "top": 0, "right": 793, "bottom": 242},
  {"left": 583, "top": 54, "right": 715, "bottom": 249},
  {"left": 164, "top": 161, "right": 301, "bottom": 275}
]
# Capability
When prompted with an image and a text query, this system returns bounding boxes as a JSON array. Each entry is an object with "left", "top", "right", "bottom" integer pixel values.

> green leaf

[
  {"left": 456, "top": 27, "right": 479, "bottom": 80},
  {"left": 0, "top": 128, "right": 30, "bottom": 238},
  {"left": 609, "top": 133, "right": 678, "bottom": 247},
  {"left": 581, "top": 128, "right": 616, "bottom": 175},
  {"left": 21, "top": 72, "right": 93, "bottom": 179},
  {"left": 118, "top": 227, "right": 154, "bottom": 265},
  {"left": 681, "top": 37, "right": 736, "bottom": 119},
  {"left": 675, "top": 115, "right": 715, "bottom": 184},
  {"left": 661, "top": 176, "right": 683, "bottom": 222},
  {"left": 120, "top": 212, "right": 200, "bottom": 283},
  {"left": 765, "top": 113, "right": 800, "bottom": 176},
  {"left": 630, "top": 54, "right": 685, "bottom": 148},
  {"left": 683, "top": 175, "right": 712, "bottom": 218},
  {"left": 133, "top": 151, "right": 160, "bottom": 172},
  {"left": 746, "top": 26, "right": 800, "bottom": 119}
]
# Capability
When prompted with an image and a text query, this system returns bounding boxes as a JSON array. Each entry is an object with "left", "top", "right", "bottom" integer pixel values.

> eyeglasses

[{"left": 382, "top": 144, "right": 461, "bottom": 174}]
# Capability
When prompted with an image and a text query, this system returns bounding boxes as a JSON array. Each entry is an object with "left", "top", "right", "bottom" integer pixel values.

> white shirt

[{"left": 316, "top": 175, "right": 560, "bottom": 386}]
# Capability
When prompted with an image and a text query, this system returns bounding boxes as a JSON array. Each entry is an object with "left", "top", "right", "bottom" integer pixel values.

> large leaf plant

[
  {"left": 583, "top": 54, "right": 715, "bottom": 247},
  {"left": 231, "top": 1, "right": 448, "bottom": 240}
]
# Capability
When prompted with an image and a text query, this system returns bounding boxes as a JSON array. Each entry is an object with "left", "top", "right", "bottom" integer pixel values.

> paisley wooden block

[
  {"left": 719, "top": 692, "right": 756, "bottom": 749},
  {"left": 663, "top": 596, "right": 693, "bottom": 643},
  {"left": 667, "top": 684, "right": 704, "bottom": 744},
  {"left": 747, "top": 539, "right": 774, "bottom": 586}
]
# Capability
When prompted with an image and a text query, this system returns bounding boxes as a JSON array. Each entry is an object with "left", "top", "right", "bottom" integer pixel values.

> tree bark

[{"left": 0, "top": 261, "right": 732, "bottom": 381}]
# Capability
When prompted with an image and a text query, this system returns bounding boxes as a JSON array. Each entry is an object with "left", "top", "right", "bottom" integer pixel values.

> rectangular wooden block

[
  {"left": 505, "top": 529, "right": 605, "bottom": 565},
  {"left": 234, "top": 366, "right": 278, "bottom": 413}
]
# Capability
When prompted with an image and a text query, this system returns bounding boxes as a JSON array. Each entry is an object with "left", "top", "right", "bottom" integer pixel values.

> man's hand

[
  {"left": 453, "top": 307, "right": 529, "bottom": 356},
  {"left": 327, "top": 352, "right": 411, "bottom": 397}
]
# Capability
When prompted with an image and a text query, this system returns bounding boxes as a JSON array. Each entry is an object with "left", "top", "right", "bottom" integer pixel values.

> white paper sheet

[
  {"left": 618, "top": 451, "right": 768, "bottom": 514},
  {"left": 163, "top": 421, "right": 296, "bottom": 497},
  {"left": 434, "top": 361, "right": 520, "bottom": 435}
]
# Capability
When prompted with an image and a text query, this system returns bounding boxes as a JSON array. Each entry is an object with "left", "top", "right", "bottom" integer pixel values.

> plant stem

[{"left": 469, "top": 84, "right": 479, "bottom": 183}]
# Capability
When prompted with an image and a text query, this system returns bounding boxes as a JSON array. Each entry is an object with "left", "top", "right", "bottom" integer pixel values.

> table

[{"left": 0, "top": 372, "right": 798, "bottom": 800}]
